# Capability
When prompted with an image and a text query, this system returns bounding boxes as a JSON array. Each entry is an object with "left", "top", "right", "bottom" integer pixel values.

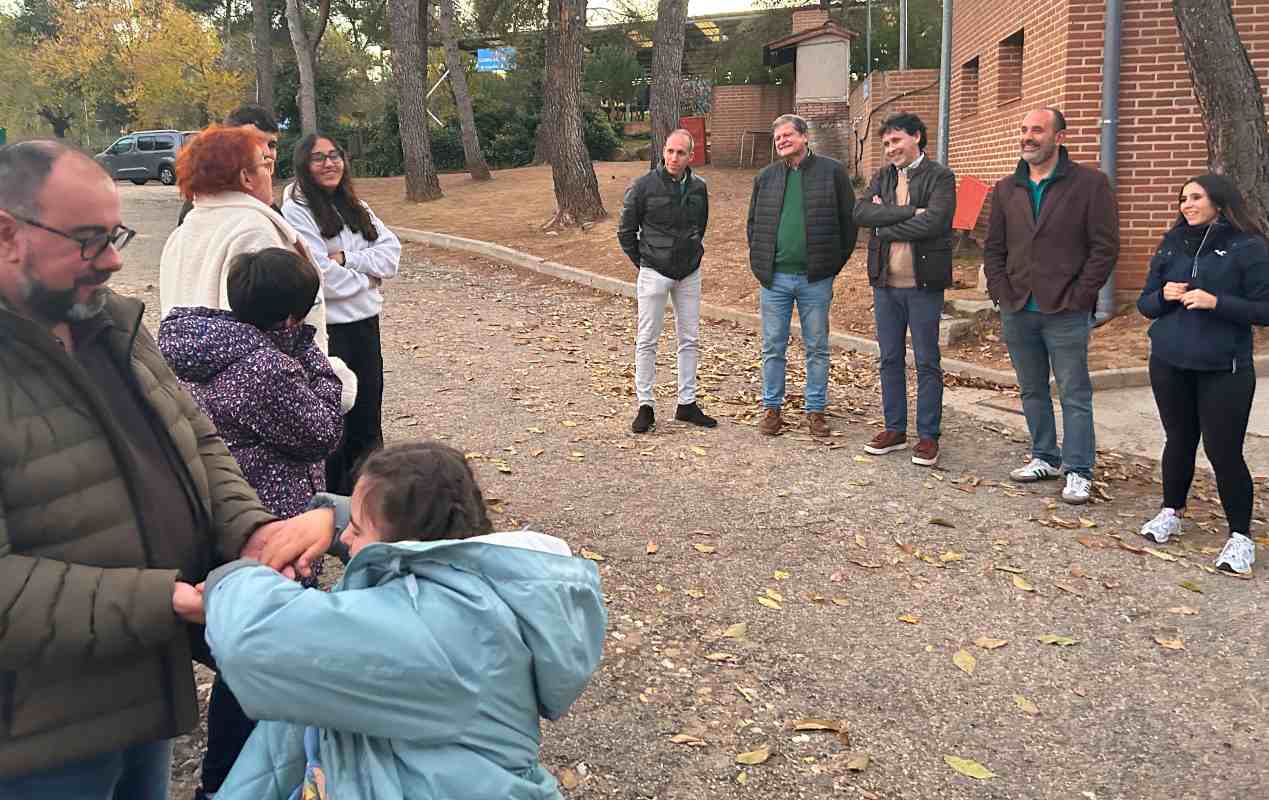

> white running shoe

[
  {"left": 1215, "top": 533, "right": 1256, "bottom": 575},
  {"left": 1061, "top": 473, "right": 1092, "bottom": 505},
  {"left": 1009, "top": 458, "right": 1061, "bottom": 483},
  {"left": 1140, "top": 508, "right": 1181, "bottom": 544}
]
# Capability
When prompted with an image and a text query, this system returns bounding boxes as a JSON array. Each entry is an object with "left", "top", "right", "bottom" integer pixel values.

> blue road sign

[{"left": 476, "top": 47, "right": 515, "bottom": 72}]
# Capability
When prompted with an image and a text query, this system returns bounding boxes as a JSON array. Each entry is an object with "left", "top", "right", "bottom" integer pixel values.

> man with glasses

[
  {"left": 0, "top": 140, "right": 336, "bottom": 796},
  {"left": 178, "top": 103, "right": 280, "bottom": 225}
]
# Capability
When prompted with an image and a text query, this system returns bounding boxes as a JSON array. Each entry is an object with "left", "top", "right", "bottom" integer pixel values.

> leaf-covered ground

[{"left": 106, "top": 230, "right": 1265, "bottom": 799}]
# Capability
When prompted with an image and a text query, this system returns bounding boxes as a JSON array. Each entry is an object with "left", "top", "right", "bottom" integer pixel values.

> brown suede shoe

[
  {"left": 864, "top": 429, "right": 908, "bottom": 455},
  {"left": 759, "top": 407, "right": 783, "bottom": 436},
  {"left": 807, "top": 411, "right": 830, "bottom": 438},
  {"left": 911, "top": 438, "right": 939, "bottom": 466}
]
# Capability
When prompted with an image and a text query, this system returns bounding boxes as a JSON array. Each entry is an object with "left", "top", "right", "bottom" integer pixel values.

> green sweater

[{"left": 774, "top": 167, "right": 808, "bottom": 274}]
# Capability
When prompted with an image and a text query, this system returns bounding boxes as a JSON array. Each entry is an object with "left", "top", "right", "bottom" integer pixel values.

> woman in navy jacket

[{"left": 1136, "top": 174, "right": 1269, "bottom": 575}]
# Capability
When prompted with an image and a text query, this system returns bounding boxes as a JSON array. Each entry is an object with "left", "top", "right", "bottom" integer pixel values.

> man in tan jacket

[{"left": 0, "top": 141, "right": 334, "bottom": 796}]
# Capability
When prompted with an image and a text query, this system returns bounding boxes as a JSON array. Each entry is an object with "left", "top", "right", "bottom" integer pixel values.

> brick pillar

[
  {"left": 796, "top": 100, "right": 851, "bottom": 165},
  {"left": 791, "top": 8, "right": 831, "bottom": 33}
]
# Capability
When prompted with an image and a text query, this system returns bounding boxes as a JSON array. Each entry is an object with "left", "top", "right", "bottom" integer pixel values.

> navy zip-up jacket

[{"left": 1138, "top": 218, "right": 1269, "bottom": 372}]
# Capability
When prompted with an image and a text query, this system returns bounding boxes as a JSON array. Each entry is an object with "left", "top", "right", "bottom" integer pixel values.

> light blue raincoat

[{"left": 203, "top": 529, "right": 607, "bottom": 799}]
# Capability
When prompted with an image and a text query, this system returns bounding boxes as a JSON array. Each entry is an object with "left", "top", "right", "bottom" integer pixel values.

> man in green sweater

[{"left": 746, "top": 114, "right": 858, "bottom": 437}]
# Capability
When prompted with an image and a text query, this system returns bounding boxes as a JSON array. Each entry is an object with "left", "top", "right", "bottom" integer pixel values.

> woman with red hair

[{"left": 158, "top": 125, "right": 357, "bottom": 411}]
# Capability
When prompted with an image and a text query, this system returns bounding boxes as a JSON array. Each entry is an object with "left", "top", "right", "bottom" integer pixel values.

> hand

[
  {"left": 252, "top": 509, "right": 336, "bottom": 577},
  {"left": 915, "top": 208, "right": 927, "bottom": 215},
  {"left": 1163, "top": 281, "right": 1190, "bottom": 301},
  {"left": 871, "top": 196, "right": 883, "bottom": 205},
  {"left": 369, "top": 276, "right": 383, "bottom": 289},
  {"left": 329, "top": 250, "right": 345, "bottom": 266},
  {"left": 1180, "top": 288, "right": 1217, "bottom": 310},
  {"left": 172, "top": 581, "right": 205, "bottom": 624}
]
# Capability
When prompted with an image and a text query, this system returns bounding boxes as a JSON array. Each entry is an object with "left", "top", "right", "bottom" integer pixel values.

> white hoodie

[
  {"left": 158, "top": 191, "right": 358, "bottom": 412},
  {"left": 281, "top": 183, "right": 401, "bottom": 325}
]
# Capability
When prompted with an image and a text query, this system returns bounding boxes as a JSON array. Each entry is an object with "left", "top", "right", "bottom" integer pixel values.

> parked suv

[{"left": 95, "top": 130, "right": 197, "bottom": 185}]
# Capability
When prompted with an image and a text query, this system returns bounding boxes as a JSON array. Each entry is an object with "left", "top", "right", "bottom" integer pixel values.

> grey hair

[
  {"left": 0, "top": 140, "right": 96, "bottom": 219},
  {"left": 666, "top": 128, "right": 695, "bottom": 152},
  {"left": 771, "top": 114, "right": 809, "bottom": 135}
]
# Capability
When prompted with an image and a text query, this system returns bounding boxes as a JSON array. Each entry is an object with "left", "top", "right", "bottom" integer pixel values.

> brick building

[
  {"left": 948, "top": 0, "right": 1269, "bottom": 297},
  {"left": 849, "top": 69, "right": 941, "bottom": 181}
]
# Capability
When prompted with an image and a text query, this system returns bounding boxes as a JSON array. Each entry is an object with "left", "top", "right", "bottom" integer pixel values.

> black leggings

[
  {"left": 1149, "top": 357, "right": 1256, "bottom": 533},
  {"left": 326, "top": 315, "right": 385, "bottom": 495}
]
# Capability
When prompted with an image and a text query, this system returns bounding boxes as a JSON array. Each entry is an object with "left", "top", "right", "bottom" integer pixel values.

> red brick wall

[
  {"left": 849, "top": 69, "right": 941, "bottom": 181},
  {"left": 950, "top": 0, "right": 1269, "bottom": 296},
  {"left": 708, "top": 84, "right": 796, "bottom": 166},
  {"left": 791, "top": 8, "right": 831, "bottom": 34}
]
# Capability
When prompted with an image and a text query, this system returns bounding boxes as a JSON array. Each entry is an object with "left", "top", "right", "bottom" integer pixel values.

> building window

[
  {"left": 997, "top": 29, "right": 1024, "bottom": 105},
  {"left": 960, "top": 57, "right": 980, "bottom": 118}
]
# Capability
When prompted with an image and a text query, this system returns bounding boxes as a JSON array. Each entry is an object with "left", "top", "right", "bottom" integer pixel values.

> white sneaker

[
  {"left": 1215, "top": 533, "right": 1256, "bottom": 575},
  {"left": 1010, "top": 458, "right": 1061, "bottom": 483},
  {"left": 1061, "top": 473, "right": 1092, "bottom": 505},
  {"left": 1140, "top": 508, "right": 1181, "bottom": 544}
]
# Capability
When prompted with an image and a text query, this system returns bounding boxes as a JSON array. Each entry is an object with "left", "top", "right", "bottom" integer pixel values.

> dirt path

[{"left": 119, "top": 239, "right": 1263, "bottom": 799}]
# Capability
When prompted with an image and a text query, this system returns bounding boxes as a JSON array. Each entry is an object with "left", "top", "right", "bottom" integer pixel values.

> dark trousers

[
  {"left": 199, "top": 675, "right": 255, "bottom": 792},
  {"left": 1149, "top": 356, "right": 1256, "bottom": 534},
  {"left": 873, "top": 286, "right": 945, "bottom": 439},
  {"left": 326, "top": 315, "right": 385, "bottom": 495}
]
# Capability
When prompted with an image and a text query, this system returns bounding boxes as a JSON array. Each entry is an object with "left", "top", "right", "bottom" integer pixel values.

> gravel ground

[{"left": 110, "top": 187, "right": 1267, "bottom": 799}]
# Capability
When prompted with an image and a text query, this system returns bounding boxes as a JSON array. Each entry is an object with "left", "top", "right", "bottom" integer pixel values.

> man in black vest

[
  {"left": 853, "top": 113, "right": 957, "bottom": 467},
  {"left": 746, "top": 113, "right": 858, "bottom": 438}
]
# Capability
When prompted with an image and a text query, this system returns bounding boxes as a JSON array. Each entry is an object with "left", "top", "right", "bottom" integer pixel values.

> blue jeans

[
  {"left": 0, "top": 739, "right": 172, "bottom": 800},
  {"left": 760, "top": 272, "right": 834, "bottom": 412},
  {"left": 1000, "top": 308, "right": 1095, "bottom": 478},
  {"left": 874, "top": 287, "right": 944, "bottom": 439}
]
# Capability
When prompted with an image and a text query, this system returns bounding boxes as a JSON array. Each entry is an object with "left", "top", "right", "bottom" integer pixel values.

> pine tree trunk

[
  {"left": 649, "top": 0, "right": 688, "bottom": 170},
  {"left": 251, "top": 0, "right": 274, "bottom": 108},
  {"left": 439, "top": 0, "right": 491, "bottom": 181},
  {"left": 542, "top": 0, "right": 605, "bottom": 228},
  {"left": 388, "top": 0, "right": 443, "bottom": 201},
  {"left": 1174, "top": 0, "right": 1269, "bottom": 228},
  {"left": 284, "top": 0, "right": 318, "bottom": 135}
]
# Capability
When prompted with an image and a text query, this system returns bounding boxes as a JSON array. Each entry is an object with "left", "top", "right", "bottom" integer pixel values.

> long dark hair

[
  {"left": 355, "top": 441, "right": 495, "bottom": 543},
  {"left": 1176, "top": 174, "right": 1267, "bottom": 239},
  {"left": 292, "top": 133, "right": 379, "bottom": 241}
]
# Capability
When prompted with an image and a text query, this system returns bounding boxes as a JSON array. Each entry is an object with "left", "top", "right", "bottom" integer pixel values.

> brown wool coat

[
  {"left": 0, "top": 291, "right": 273, "bottom": 777},
  {"left": 983, "top": 148, "right": 1121, "bottom": 313}
]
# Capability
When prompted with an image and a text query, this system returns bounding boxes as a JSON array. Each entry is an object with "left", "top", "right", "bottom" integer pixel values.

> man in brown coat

[
  {"left": 0, "top": 141, "right": 333, "bottom": 797},
  {"left": 983, "top": 108, "right": 1119, "bottom": 505}
]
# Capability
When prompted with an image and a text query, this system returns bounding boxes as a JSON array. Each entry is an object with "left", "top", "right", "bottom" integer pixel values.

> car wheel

[
  {"left": 130, "top": 178, "right": 147, "bottom": 186},
  {"left": 159, "top": 165, "right": 176, "bottom": 186}
]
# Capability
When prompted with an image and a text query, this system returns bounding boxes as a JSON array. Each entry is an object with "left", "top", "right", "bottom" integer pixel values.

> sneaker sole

[
  {"left": 911, "top": 454, "right": 938, "bottom": 466},
  {"left": 1140, "top": 528, "right": 1172, "bottom": 544},
  {"left": 1216, "top": 563, "right": 1253, "bottom": 576},
  {"left": 1060, "top": 494, "right": 1090, "bottom": 505},
  {"left": 864, "top": 443, "right": 907, "bottom": 455}
]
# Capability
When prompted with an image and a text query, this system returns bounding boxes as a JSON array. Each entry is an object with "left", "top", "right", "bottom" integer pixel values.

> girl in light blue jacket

[{"left": 203, "top": 441, "right": 607, "bottom": 799}]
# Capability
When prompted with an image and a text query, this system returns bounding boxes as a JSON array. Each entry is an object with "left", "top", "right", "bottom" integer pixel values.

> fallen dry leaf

[
  {"left": 579, "top": 547, "right": 605, "bottom": 562},
  {"left": 773, "top": 569, "right": 790, "bottom": 580},
  {"left": 1037, "top": 634, "right": 1079, "bottom": 646},
  {"left": 723, "top": 622, "right": 748, "bottom": 639},
  {"left": 898, "top": 613, "right": 921, "bottom": 625},
  {"left": 765, "top": 588, "right": 785, "bottom": 602},
  {"left": 994, "top": 565, "right": 1025, "bottom": 574},
  {"left": 1078, "top": 517, "right": 1097, "bottom": 528},
  {"left": 684, "top": 589, "right": 705, "bottom": 599},
  {"left": 704, "top": 652, "right": 736, "bottom": 662},
  {"left": 929, "top": 517, "right": 956, "bottom": 528},
  {"left": 1054, "top": 582, "right": 1085, "bottom": 597},
  {"left": 757, "top": 596, "right": 782, "bottom": 610},
  {"left": 792, "top": 719, "right": 845, "bottom": 732},
  {"left": 645, "top": 541, "right": 658, "bottom": 555},
  {"left": 1014, "top": 694, "right": 1040, "bottom": 716},
  {"left": 1069, "top": 564, "right": 1088, "bottom": 578},
  {"left": 735, "top": 745, "right": 771, "bottom": 765},
  {"left": 939, "top": 551, "right": 965, "bottom": 563},
  {"left": 844, "top": 753, "right": 871, "bottom": 771},
  {"left": 848, "top": 558, "right": 883, "bottom": 569},
  {"left": 1154, "top": 635, "right": 1185, "bottom": 651},
  {"left": 735, "top": 685, "right": 758, "bottom": 702},
  {"left": 1012, "top": 575, "right": 1036, "bottom": 592},
  {"left": 974, "top": 636, "right": 1008, "bottom": 650},
  {"left": 953, "top": 649, "right": 976, "bottom": 675},
  {"left": 1167, "top": 606, "right": 1199, "bottom": 616},
  {"left": 830, "top": 595, "right": 850, "bottom": 607},
  {"left": 694, "top": 544, "right": 717, "bottom": 554},
  {"left": 1144, "top": 547, "right": 1179, "bottom": 562},
  {"left": 690, "top": 445, "right": 707, "bottom": 456},
  {"left": 854, "top": 533, "right": 867, "bottom": 548},
  {"left": 944, "top": 754, "right": 995, "bottom": 780},
  {"left": 1179, "top": 580, "right": 1204, "bottom": 594},
  {"left": 558, "top": 767, "right": 581, "bottom": 789}
]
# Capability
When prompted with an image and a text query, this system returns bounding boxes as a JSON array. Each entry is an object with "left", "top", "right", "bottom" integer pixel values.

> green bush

[{"left": 582, "top": 110, "right": 621, "bottom": 161}]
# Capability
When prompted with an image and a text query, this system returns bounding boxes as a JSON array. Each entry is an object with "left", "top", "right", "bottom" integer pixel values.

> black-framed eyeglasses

[
  {"left": 309, "top": 150, "right": 344, "bottom": 165},
  {"left": 8, "top": 213, "right": 136, "bottom": 260}
]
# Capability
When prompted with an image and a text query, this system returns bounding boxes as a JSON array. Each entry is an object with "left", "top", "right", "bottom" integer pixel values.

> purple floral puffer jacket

[{"left": 158, "top": 307, "right": 344, "bottom": 519}]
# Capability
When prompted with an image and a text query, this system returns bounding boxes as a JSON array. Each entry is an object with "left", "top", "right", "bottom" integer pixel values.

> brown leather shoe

[
  {"left": 759, "top": 407, "right": 783, "bottom": 436},
  {"left": 807, "top": 411, "right": 830, "bottom": 438},
  {"left": 864, "top": 429, "right": 907, "bottom": 455},
  {"left": 911, "top": 437, "right": 939, "bottom": 466}
]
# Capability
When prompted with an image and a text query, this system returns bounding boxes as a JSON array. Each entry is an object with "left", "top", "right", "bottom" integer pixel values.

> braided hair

[{"left": 355, "top": 442, "right": 495, "bottom": 542}]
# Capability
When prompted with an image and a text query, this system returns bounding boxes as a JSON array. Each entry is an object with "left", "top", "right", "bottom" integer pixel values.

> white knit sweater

[{"left": 158, "top": 191, "right": 358, "bottom": 412}]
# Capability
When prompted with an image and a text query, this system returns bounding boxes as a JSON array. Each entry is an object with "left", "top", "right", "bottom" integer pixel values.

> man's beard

[
  {"left": 1021, "top": 141, "right": 1055, "bottom": 164},
  {"left": 19, "top": 256, "right": 109, "bottom": 323}
]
